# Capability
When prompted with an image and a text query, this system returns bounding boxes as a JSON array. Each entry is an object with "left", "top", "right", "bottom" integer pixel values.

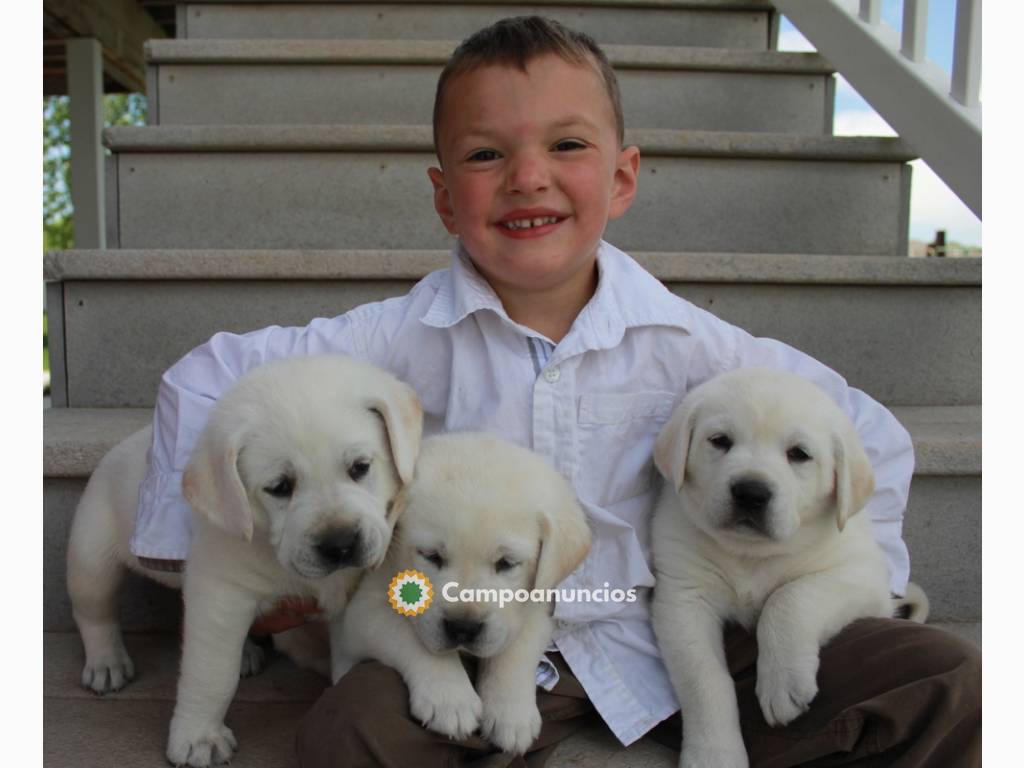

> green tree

[{"left": 43, "top": 93, "right": 147, "bottom": 251}]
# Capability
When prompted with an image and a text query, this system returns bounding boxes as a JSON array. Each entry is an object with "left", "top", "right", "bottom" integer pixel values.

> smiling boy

[{"left": 132, "top": 16, "right": 980, "bottom": 768}]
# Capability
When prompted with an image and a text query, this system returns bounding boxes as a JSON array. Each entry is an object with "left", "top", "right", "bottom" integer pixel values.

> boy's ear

[
  {"left": 427, "top": 166, "right": 458, "bottom": 235},
  {"left": 608, "top": 145, "right": 640, "bottom": 221}
]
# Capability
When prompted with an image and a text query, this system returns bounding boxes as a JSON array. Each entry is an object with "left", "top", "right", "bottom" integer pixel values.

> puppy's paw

[
  {"left": 680, "top": 737, "right": 748, "bottom": 768},
  {"left": 409, "top": 675, "right": 482, "bottom": 740},
  {"left": 479, "top": 692, "right": 541, "bottom": 754},
  {"left": 756, "top": 650, "right": 820, "bottom": 727},
  {"left": 81, "top": 647, "right": 135, "bottom": 694},
  {"left": 166, "top": 720, "right": 237, "bottom": 767},
  {"left": 239, "top": 637, "right": 267, "bottom": 678}
]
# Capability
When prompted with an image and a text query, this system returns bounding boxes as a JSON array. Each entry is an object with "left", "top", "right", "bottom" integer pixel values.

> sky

[{"left": 778, "top": 0, "right": 982, "bottom": 246}]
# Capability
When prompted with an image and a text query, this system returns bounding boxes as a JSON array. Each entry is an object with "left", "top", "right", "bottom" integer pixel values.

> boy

[{"left": 133, "top": 17, "right": 979, "bottom": 767}]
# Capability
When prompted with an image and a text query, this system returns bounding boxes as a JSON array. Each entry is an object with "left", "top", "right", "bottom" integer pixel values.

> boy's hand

[{"left": 249, "top": 597, "right": 323, "bottom": 636}]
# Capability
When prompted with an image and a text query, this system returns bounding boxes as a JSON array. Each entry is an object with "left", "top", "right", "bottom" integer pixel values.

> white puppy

[
  {"left": 66, "top": 355, "right": 422, "bottom": 767},
  {"left": 650, "top": 368, "right": 926, "bottom": 768},
  {"left": 330, "top": 433, "right": 591, "bottom": 755}
]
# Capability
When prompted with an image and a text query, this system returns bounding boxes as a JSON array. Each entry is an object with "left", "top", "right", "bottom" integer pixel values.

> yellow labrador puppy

[
  {"left": 650, "top": 368, "right": 926, "bottom": 768},
  {"left": 330, "top": 433, "right": 591, "bottom": 755},
  {"left": 65, "top": 355, "right": 422, "bottom": 767}
]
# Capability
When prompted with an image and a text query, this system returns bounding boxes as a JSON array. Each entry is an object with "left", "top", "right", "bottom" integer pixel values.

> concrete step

[
  {"left": 44, "top": 250, "right": 979, "bottom": 408},
  {"left": 176, "top": 0, "right": 775, "bottom": 49},
  {"left": 146, "top": 40, "right": 834, "bottom": 134},
  {"left": 44, "top": 622, "right": 979, "bottom": 767},
  {"left": 102, "top": 126, "right": 915, "bottom": 255},
  {"left": 43, "top": 403, "right": 980, "bottom": 631},
  {"left": 44, "top": 630, "right": 683, "bottom": 767}
]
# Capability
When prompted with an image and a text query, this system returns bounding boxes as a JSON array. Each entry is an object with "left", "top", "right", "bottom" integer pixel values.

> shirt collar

[{"left": 419, "top": 239, "right": 694, "bottom": 349}]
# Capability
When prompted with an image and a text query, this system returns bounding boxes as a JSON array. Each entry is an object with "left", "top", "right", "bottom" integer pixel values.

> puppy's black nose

[
  {"left": 443, "top": 618, "right": 484, "bottom": 645},
  {"left": 314, "top": 528, "right": 361, "bottom": 568},
  {"left": 730, "top": 479, "right": 773, "bottom": 512}
]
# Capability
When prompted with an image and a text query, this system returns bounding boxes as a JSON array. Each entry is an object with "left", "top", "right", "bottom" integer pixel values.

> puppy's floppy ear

[
  {"left": 182, "top": 421, "right": 254, "bottom": 542},
  {"left": 832, "top": 424, "right": 875, "bottom": 532},
  {"left": 534, "top": 494, "right": 592, "bottom": 592},
  {"left": 653, "top": 397, "right": 699, "bottom": 493},
  {"left": 367, "top": 380, "right": 423, "bottom": 486}
]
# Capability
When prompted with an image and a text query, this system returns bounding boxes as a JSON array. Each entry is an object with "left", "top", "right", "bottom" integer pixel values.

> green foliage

[{"left": 43, "top": 93, "right": 147, "bottom": 251}]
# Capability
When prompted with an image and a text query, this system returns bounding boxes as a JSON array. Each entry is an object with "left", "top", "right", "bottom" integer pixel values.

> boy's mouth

[
  {"left": 501, "top": 216, "right": 559, "bottom": 230},
  {"left": 495, "top": 210, "right": 567, "bottom": 238}
]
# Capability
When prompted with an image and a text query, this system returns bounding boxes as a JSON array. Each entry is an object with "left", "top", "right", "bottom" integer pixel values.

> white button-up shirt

[{"left": 133, "top": 240, "right": 914, "bottom": 745}]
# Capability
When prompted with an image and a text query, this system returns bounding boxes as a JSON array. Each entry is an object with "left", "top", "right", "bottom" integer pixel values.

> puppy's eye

[
  {"left": 787, "top": 446, "right": 812, "bottom": 463},
  {"left": 495, "top": 557, "right": 519, "bottom": 573},
  {"left": 709, "top": 434, "right": 733, "bottom": 452},
  {"left": 348, "top": 459, "right": 371, "bottom": 481},
  {"left": 263, "top": 476, "right": 294, "bottom": 499},
  {"left": 418, "top": 550, "right": 445, "bottom": 569}
]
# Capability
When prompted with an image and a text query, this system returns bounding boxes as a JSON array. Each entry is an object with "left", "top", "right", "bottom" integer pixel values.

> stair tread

[
  {"left": 180, "top": 0, "right": 773, "bottom": 8},
  {"left": 146, "top": 38, "right": 834, "bottom": 74},
  {"left": 44, "top": 405, "right": 979, "bottom": 478},
  {"left": 103, "top": 124, "right": 917, "bottom": 161},
  {"left": 43, "top": 621, "right": 977, "bottom": 768},
  {"left": 44, "top": 249, "right": 981, "bottom": 285}
]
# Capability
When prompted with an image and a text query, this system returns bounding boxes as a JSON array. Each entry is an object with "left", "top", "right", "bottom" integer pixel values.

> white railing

[{"left": 773, "top": 0, "right": 981, "bottom": 218}]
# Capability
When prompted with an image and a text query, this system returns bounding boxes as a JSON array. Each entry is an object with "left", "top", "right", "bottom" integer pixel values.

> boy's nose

[{"left": 504, "top": 151, "right": 550, "bottom": 194}]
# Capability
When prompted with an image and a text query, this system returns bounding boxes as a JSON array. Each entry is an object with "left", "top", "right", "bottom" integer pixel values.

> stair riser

[
  {"left": 108, "top": 153, "right": 911, "bottom": 255},
  {"left": 42, "top": 472, "right": 980, "bottom": 631},
  {"left": 178, "top": 3, "right": 773, "bottom": 47},
  {"left": 900, "top": 475, "right": 982, "bottom": 625},
  {"left": 45, "top": 479, "right": 183, "bottom": 635},
  {"left": 151, "top": 63, "right": 832, "bottom": 135},
  {"left": 55, "top": 278, "right": 978, "bottom": 408}
]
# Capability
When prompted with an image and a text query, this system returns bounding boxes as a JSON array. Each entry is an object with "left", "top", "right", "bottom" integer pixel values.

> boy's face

[{"left": 428, "top": 54, "right": 639, "bottom": 301}]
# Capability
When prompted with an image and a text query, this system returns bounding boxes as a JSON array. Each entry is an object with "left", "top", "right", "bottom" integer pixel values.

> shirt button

[{"left": 544, "top": 366, "right": 561, "bottom": 383}]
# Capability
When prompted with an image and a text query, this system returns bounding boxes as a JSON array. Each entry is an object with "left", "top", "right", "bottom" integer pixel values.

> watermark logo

[{"left": 388, "top": 569, "right": 434, "bottom": 616}]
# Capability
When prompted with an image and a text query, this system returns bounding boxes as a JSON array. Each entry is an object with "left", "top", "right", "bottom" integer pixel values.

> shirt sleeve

[
  {"left": 130, "top": 314, "right": 369, "bottom": 561},
  {"left": 722, "top": 328, "right": 915, "bottom": 596}
]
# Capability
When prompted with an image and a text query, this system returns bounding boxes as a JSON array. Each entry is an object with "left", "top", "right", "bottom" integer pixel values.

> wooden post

[{"left": 66, "top": 38, "right": 106, "bottom": 249}]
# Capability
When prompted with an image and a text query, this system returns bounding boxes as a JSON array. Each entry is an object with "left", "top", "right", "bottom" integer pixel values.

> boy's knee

[
  {"left": 295, "top": 661, "right": 411, "bottom": 768},
  {"left": 855, "top": 619, "right": 981, "bottom": 709}
]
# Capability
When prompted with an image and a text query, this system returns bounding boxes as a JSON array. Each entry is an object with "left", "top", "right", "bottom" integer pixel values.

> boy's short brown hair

[{"left": 432, "top": 16, "right": 625, "bottom": 157}]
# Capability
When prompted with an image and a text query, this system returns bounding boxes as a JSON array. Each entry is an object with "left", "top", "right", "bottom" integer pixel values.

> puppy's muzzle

[
  {"left": 728, "top": 478, "right": 773, "bottom": 534},
  {"left": 313, "top": 527, "right": 363, "bottom": 569},
  {"left": 443, "top": 617, "right": 484, "bottom": 646}
]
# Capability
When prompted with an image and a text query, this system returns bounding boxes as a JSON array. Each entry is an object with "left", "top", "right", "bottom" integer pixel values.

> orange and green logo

[{"left": 388, "top": 569, "right": 434, "bottom": 616}]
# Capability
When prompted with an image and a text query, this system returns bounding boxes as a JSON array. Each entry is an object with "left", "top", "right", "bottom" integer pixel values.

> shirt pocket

[{"left": 576, "top": 391, "right": 677, "bottom": 507}]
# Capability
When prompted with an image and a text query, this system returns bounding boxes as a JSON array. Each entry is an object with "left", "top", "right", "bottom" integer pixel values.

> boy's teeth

[{"left": 504, "top": 216, "right": 559, "bottom": 230}]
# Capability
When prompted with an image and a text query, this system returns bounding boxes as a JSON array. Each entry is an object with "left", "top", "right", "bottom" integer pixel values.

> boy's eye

[
  {"left": 552, "top": 139, "right": 586, "bottom": 152},
  {"left": 467, "top": 149, "right": 501, "bottom": 162}
]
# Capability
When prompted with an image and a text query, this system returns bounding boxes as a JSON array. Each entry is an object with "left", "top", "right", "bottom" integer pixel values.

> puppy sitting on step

[
  {"left": 650, "top": 368, "right": 927, "bottom": 768},
  {"left": 330, "top": 433, "right": 591, "bottom": 755},
  {"left": 66, "top": 355, "right": 422, "bottom": 767}
]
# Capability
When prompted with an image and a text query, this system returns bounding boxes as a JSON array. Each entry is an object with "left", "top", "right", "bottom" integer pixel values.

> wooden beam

[{"left": 43, "top": 0, "right": 167, "bottom": 92}]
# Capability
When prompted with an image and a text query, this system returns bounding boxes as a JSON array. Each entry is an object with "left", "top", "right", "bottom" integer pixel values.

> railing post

[
  {"left": 66, "top": 38, "right": 107, "bottom": 249},
  {"left": 859, "top": 0, "right": 881, "bottom": 25},
  {"left": 951, "top": 0, "right": 981, "bottom": 107},
  {"left": 901, "top": 0, "right": 930, "bottom": 63}
]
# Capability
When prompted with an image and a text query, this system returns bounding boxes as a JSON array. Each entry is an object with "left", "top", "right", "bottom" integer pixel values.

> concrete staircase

[{"left": 43, "top": 1, "right": 981, "bottom": 765}]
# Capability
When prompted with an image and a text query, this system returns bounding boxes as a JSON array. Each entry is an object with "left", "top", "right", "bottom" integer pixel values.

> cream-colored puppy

[
  {"left": 66, "top": 355, "right": 422, "bottom": 767},
  {"left": 330, "top": 433, "right": 591, "bottom": 755},
  {"left": 650, "top": 368, "right": 926, "bottom": 768}
]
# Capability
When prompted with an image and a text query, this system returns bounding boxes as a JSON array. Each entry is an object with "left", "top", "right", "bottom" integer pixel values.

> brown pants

[{"left": 295, "top": 618, "right": 980, "bottom": 768}]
